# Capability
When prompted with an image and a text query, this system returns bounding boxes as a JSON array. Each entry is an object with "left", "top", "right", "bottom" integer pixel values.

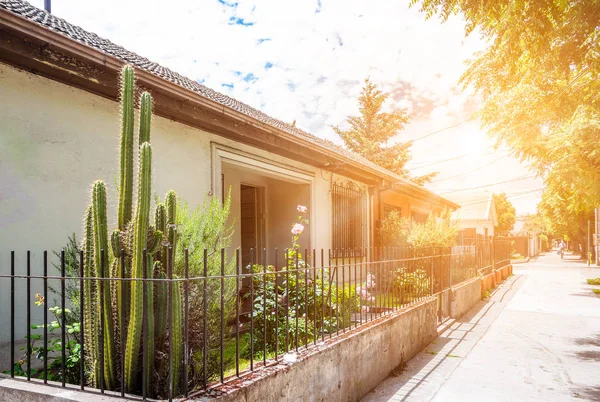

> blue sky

[{"left": 29, "top": 0, "right": 542, "bottom": 214}]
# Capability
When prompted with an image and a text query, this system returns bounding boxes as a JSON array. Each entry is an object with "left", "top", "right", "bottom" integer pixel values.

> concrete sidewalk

[{"left": 362, "top": 253, "right": 600, "bottom": 402}]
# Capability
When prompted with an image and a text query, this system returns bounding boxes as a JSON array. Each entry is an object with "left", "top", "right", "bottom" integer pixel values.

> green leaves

[
  {"left": 412, "top": 0, "right": 600, "bottom": 246},
  {"left": 493, "top": 193, "right": 516, "bottom": 235},
  {"left": 332, "top": 78, "right": 426, "bottom": 181}
]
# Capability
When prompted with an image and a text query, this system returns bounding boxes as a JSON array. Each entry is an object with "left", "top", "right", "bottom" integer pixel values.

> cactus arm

[
  {"left": 143, "top": 255, "right": 156, "bottom": 397},
  {"left": 92, "top": 181, "right": 117, "bottom": 389},
  {"left": 118, "top": 65, "right": 135, "bottom": 230},
  {"left": 83, "top": 205, "right": 100, "bottom": 386},
  {"left": 155, "top": 268, "right": 167, "bottom": 356},
  {"left": 139, "top": 92, "right": 152, "bottom": 145},
  {"left": 165, "top": 191, "right": 177, "bottom": 250},
  {"left": 148, "top": 229, "right": 163, "bottom": 255},
  {"left": 111, "top": 229, "right": 121, "bottom": 258},
  {"left": 124, "top": 143, "right": 152, "bottom": 391},
  {"left": 155, "top": 203, "right": 166, "bottom": 233},
  {"left": 171, "top": 279, "right": 183, "bottom": 395}
]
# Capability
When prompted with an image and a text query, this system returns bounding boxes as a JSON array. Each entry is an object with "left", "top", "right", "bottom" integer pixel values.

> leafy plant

[
  {"left": 175, "top": 191, "right": 237, "bottom": 385},
  {"left": 380, "top": 210, "right": 410, "bottom": 248},
  {"left": 50, "top": 234, "right": 82, "bottom": 321},
  {"left": 5, "top": 300, "right": 82, "bottom": 384},
  {"left": 392, "top": 268, "right": 430, "bottom": 303},
  {"left": 380, "top": 210, "right": 458, "bottom": 253},
  {"left": 247, "top": 206, "right": 359, "bottom": 356},
  {"left": 407, "top": 212, "right": 458, "bottom": 253}
]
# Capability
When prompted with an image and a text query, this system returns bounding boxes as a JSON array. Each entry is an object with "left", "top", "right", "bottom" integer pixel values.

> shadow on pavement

[
  {"left": 573, "top": 334, "right": 600, "bottom": 348},
  {"left": 569, "top": 291, "right": 600, "bottom": 299},
  {"left": 572, "top": 385, "right": 600, "bottom": 401},
  {"left": 572, "top": 350, "right": 600, "bottom": 361},
  {"left": 362, "top": 280, "right": 516, "bottom": 402}
]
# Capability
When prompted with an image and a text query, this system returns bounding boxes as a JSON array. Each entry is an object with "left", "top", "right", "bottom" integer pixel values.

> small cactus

[{"left": 91, "top": 181, "right": 117, "bottom": 389}]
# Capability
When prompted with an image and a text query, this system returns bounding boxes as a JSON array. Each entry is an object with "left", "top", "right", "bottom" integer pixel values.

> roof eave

[{"left": 0, "top": 7, "right": 455, "bottom": 203}]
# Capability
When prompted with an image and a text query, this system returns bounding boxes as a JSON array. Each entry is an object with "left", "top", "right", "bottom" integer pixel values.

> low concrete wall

[
  {"left": 451, "top": 277, "right": 482, "bottom": 319},
  {"left": 481, "top": 272, "right": 496, "bottom": 295},
  {"left": 209, "top": 298, "right": 438, "bottom": 402},
  {"left": 0, "top": 375, "right": 124, "bottom": 401}
]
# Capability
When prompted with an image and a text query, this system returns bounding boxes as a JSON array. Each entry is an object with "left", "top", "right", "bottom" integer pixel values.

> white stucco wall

[
  {"left": 0, "top": 63, "right": 370, "bottom": 343},
  {"left": 456, "top": 219, "right": 495, "bottom": 237}
]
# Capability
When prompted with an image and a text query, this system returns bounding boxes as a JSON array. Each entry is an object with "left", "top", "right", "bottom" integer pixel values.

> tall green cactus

[
  {"left": 165, "top": 190, "right": 177, "bottom": 250},
  {"left": 83, "top": 206, "right": 100, "bottom": 386},
  {"left": 91, "top": 181, "right": 117, "bottom": 389},
  {"left": 139, "top": 92, "right": 152, "bottom": 145},
  {"left": 143, "top": 257, "right": 156, "bottom": 397},
  {"left": 171, "top": 279, "right": 184, "bottom": 395},
  {"left": 124, "top": 142, "right": 152, "bottom": 390},
  {"left": 82, "top": 65, "right": 185, "bottom": 397},
  {"left": 118, "top": 66, "right": 135, "bottom": 231}
]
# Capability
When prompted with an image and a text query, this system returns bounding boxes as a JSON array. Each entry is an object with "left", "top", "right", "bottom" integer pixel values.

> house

[
  {"left": 0, "top": 1, "right": 457, "bottom": 344},
  {"left": 448, "top": 191, "right": 498, "bottom": 244},
  {"left": 511, "top": 216, "right": 542, "bottom": 258}
]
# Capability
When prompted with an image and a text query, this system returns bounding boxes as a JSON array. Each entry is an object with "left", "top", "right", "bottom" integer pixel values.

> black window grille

[{"left": 332, "top": 181, "right": 366, "bottom": 253}]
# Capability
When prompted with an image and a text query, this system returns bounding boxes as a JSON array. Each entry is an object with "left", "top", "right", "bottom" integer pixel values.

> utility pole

[{"left": 588, "top": 220, "right": 591, "bottom": 266}]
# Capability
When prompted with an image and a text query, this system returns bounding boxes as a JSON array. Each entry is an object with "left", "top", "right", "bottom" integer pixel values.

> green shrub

[
  {"left": 247, "top": 253, "right": 359, "bottom": 355},
  {"left": 175, "top": 190, "right": 237, "bottom": 384},
  {"left": 392, "top": 267, "right": 430, "bottom": 303},
  {"left": 380, "top": 210, "right": 458, "bottom": 253}
]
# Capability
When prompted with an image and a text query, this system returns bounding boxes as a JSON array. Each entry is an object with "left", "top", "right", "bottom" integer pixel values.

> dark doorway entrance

[{"left": 240, "top": 184, "right": 258, "bottom": 271}]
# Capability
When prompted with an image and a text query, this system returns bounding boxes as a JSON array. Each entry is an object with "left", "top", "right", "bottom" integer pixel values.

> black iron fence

[
  {"left": 1, "top": 243, "right": 511, "bottom": 400},
  {"left": 493, "top": 237, "right": 511, "bottom": 269}
]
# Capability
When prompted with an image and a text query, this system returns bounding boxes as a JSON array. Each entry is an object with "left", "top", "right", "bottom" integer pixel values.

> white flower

[
  {"left": 283, "top": 353, "right": 297, "bottom": 364},
  {"left": 291, "top": 223, "right": 305, "bottom": 235},
  {"left": 297, "top": 205, "right": 308, "bottom": 213}
]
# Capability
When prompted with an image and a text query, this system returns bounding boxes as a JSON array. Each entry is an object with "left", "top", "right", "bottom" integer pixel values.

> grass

[
  {"left": 587, "top": 278, "right": 600, "bottom": 285},
  {"left": 445, "top": 353, "right": 461, "bottom": 358}
]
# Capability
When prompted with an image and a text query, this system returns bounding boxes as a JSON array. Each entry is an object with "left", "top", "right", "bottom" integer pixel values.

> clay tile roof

[{"left": 0, "top": 0, "right": 454, "bottom": 206}]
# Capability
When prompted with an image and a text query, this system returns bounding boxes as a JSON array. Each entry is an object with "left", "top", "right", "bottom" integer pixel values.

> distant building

[{"left": 447, "top": 191, "right": 498, "bottom": 245}]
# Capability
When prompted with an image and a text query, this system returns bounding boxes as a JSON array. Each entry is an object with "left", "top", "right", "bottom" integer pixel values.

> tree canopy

[
  {"left": 493, "top": 193, "right": 516, "bottom": 235},
  {"left": 333, "top": 78, "right": 436, "bottom": 185},
  {"left": 411, "top": 0, "right": 600, "bottom": 251}
]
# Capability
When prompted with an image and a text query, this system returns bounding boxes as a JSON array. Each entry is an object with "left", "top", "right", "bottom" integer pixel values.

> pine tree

[{"left": 332, "top": 79, "right": 434, "bottom": 184}]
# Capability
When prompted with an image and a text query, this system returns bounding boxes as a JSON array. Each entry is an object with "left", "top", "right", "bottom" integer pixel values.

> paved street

[{"left": 362, "top": 252, "right": 600, "bottom": 402}]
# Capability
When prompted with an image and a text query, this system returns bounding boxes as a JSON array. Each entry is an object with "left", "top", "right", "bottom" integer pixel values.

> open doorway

[{"left": 240, "top": 184, "right": 265, "bottom": 269}]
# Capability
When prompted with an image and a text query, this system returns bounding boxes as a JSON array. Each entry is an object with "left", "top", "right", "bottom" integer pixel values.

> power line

[
  {"left": 411, "top": 118, "right": 473, "bottom": 142},
  {"left": 409, "top": 149, "right": 501, "bottom": 171},
  {"left": 431, "top": 155, "right": 508, "bottom": 183},
  {"left": 438, "top": 175, "right": 537, "bottom": 194},
  {"left": 456, "top": 188, "right": 545, "bottom": 207}
]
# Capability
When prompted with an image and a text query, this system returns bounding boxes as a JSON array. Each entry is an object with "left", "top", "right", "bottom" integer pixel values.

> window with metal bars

[{"left": 332, "top": 181, "right": 366, "bottom": 253}]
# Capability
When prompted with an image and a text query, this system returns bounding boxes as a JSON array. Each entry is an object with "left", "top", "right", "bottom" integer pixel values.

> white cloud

[{"left": 30, "top": 0, "right": 541, "bottom": 214}]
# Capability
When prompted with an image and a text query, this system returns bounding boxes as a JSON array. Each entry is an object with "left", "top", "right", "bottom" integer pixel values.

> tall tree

[
  {"left": 332, "top": 78, "right": 436, "bottom": 184},
  {"left": 493, "top": 193, "right": 516, "bottom": 235},
  {"left": 411, "top": 0, "right": 600, "bottom": 255}
]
